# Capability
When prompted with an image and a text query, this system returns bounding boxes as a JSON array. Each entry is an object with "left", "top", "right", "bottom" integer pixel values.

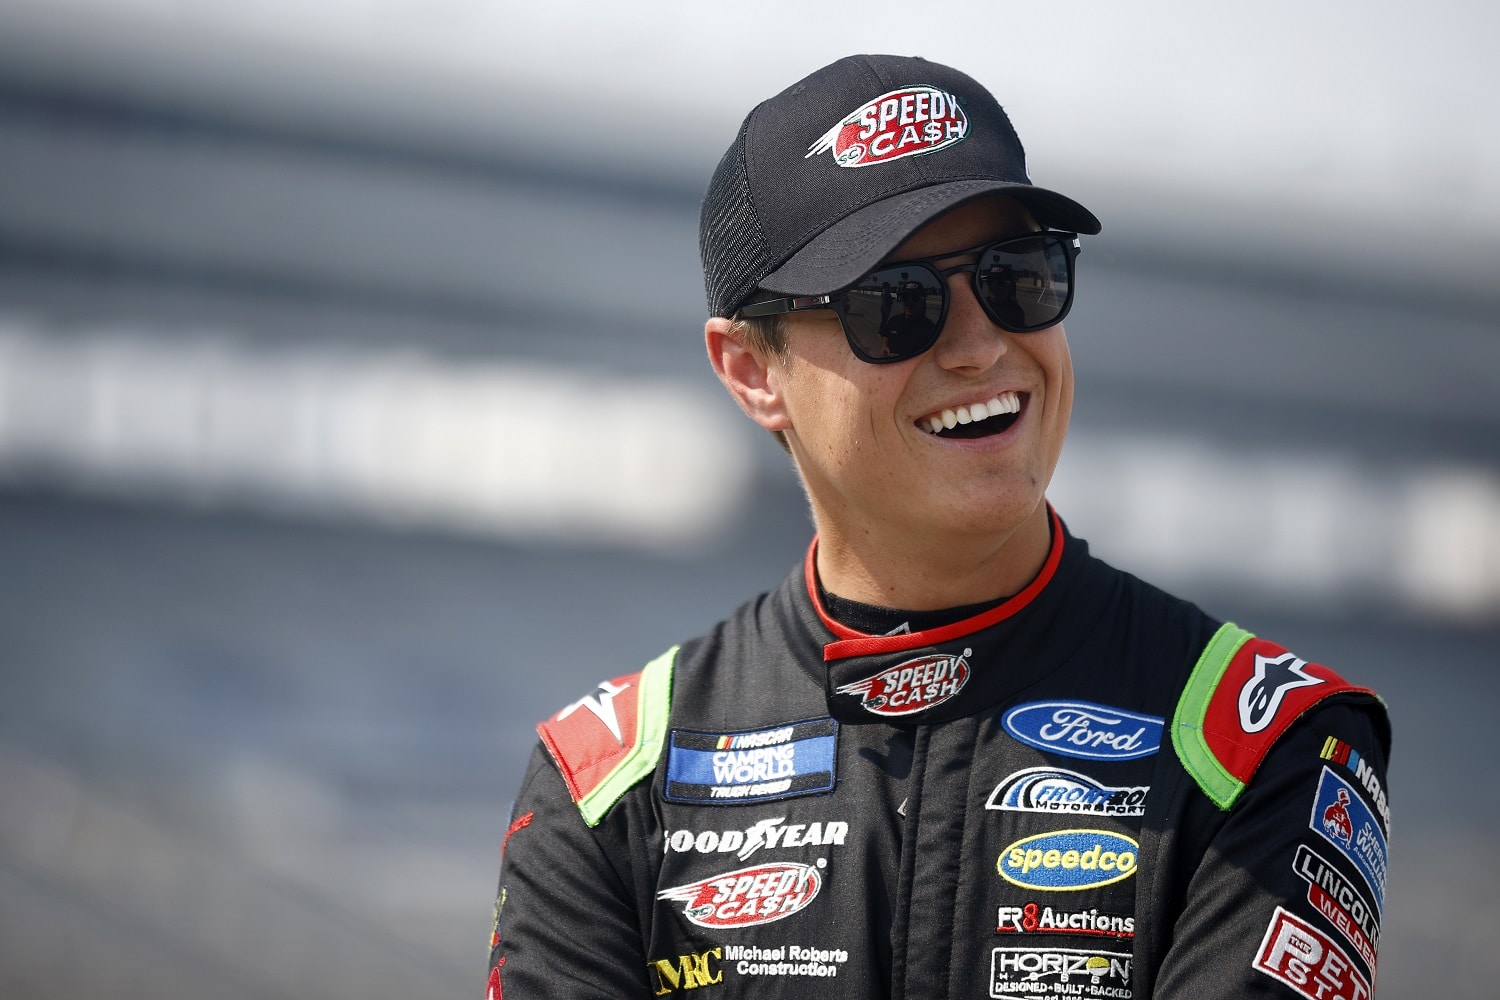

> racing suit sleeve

[
  {"left": 1152, "top": 699, "right": 1390, "bottom": 999},
  {"left": 486, "top": 745, "right": 652, "bottom": 1000}
]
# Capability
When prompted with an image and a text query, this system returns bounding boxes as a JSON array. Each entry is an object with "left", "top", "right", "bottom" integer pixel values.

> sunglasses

[{"left": 738, "top": 231, "right": 1081, "bottom": 364}]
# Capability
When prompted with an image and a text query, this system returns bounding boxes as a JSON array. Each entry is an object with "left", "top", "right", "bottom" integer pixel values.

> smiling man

[{"left": 487, "top": 55, "right": 1391, "bottom": 1000}]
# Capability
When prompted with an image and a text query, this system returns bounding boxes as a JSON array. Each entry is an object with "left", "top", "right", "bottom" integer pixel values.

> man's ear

[{"left": 705, "top": 317, "right": 792, "bottom": 433}]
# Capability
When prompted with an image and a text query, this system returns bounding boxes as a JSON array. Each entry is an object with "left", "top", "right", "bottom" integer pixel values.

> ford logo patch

[{"left": 1003, "top": 700, "right": 1163, "bottom": 761}]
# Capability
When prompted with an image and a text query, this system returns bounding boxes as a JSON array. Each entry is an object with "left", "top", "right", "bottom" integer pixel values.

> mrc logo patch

[
  {"left": 833, "top": 649, "right": 971, "bottom": 717},
  {"left": 657, "top": 860, "right": 824, "bottom": 928},
  {"left": 806, "top": 86, "right": 970, "bottom": 167}
]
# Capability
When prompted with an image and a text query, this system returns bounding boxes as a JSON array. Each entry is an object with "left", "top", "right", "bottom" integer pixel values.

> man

[{"left": 487, "top": 54, "right": 1390, "bottom": 1000}]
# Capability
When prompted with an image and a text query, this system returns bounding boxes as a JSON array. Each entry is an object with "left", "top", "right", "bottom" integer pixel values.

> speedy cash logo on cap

[
  {"left": 657, "top": 860, "right": 824, "bottom": 928},
  {"left": 833, "top": 648, "right": 971, "bottom": 717},
  {"left": 806, "top": 85, "right": 970, "bottom": 168}
]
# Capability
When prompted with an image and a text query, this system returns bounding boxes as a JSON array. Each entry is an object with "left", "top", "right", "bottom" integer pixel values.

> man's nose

[{"left": 931, "top": 271, "right": 1008, "bottom": 371}]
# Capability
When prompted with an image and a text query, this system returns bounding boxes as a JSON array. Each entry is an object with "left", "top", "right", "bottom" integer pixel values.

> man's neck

[{"left": 812, "top": 501, "right": 1053, "bottom": 611}]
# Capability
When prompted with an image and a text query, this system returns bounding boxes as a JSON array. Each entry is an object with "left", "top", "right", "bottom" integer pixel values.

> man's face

[{"left": 768, "top": 195, "right": 1074, "bottom": 548}]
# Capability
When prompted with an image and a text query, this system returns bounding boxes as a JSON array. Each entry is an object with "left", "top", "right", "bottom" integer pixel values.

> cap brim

[{"left": 759, "top": 179, "right": 1101, "bottom": 299}]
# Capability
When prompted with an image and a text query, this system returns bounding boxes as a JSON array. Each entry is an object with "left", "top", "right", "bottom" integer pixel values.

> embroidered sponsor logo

[
  {"left": 663, "top": 817, "right": 848, "bottom": 861},
  {"left": 1310, "top": 767, "right": 1388, "bottom": 912},
  {"left": 665, "top": 719, "right": 836, "bottom": 805},
  {"left": 989, "top": 947, "right": 1132, "bottom": 998},
  {"left": 997, "top": 830, "right": 1139, "bottom": 891},
  {"left": 1238, "top": 652, "right": 1322, "bottom": 733},
  {"left": 554, "top": 679, "right": 632, "bottom": 743},
  {"left": 1253, "top": 906, "right": 1371, "bottom": 1000},
  {"left": 657, "top": 860, "right": 824, "bottom": 928},
  {"left": 1293, "top": 844, "right": 1379, "bottom": 972},
  {"left": 1319, "top": 737, "right": 1391, "bottom": 832},
  {"left": 806, "top": 86, "right": 970, "bottom": 168},
  {"left": 1002, "top": 701, "right": 1163, "bottom": 761},
  {"left": 487, "top": 961, "right": 503, "bottom": 1000},
  {"left": 648, "top": 948, "right": 724, "bottom": 995},
  {"left": 996, "top": 902, "right": 1135, "bottom": 939},
  {"left": 986, "top": 767, "right": 1149, "bottom": 817},
  {"left": 834, "top": 649, "right": 971, "bottom": 717},
  {"left": 723, "top": 944, "right": 848, "bottom": 980}
]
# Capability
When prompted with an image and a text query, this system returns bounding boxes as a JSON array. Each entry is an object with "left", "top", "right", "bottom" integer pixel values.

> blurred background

[{"left": 0, "top": 1, "right": 1495, "bottom": 996}]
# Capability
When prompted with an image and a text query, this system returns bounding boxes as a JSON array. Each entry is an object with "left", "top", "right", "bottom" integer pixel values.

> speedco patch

[
  {"left": 657, "top": 860, "right": 824, "bottom": 928},
  {"left": 997, "top": 830, "right": 1139, "bottom": 891},
  {"left": 989, "top": 947, "right": 1132, "bottom": 998},
  {"left": 986, "top": 767, "right": 1149, "bottom": 817},
  {"left": 1003, "top": 701, "right": 1163, "bottom": 761},
  {"left": 1292, "top": 844, "right": 1379, "bottom": 972},
  {"left": 664, "top": 816, "right": 848, "bottom": 861},
  {"left": 1253, "top": 907, "right": 1371, "bottom": 1000},
  {"left": 665, "top": 718, "right": 836, "bottom": 806},
  {"left": 1309, "top": 767, "right": 1388, "bottom": 912},
  {"left": 996, "top": 902, "right": 1135, "bottom": 939},
  {"left": 805, "top": 85, "right": 969, "bottom": 168},
  {"left": 833, "top": 649, "right": 970, "bottom": 717}
]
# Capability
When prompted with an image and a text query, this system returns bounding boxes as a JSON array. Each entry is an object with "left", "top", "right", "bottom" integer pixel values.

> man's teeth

[{"left": 924, "top": 392, "right": 1020, "bottom": 434}]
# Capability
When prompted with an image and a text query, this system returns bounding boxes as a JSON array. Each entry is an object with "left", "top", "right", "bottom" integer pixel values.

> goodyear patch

[
  {"left": 997, "top": 830, "right": 1139, "bottom": 892},
  {"left": 1309, "top": 766, "right": 1388, "bottom": 913},
  {"left": 665, "top": 718, "right": 837, "bottom": 806}
]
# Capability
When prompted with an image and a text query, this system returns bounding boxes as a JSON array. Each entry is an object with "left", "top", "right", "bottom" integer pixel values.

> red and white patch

[
  {"left": 834, "top": 649, "right": 971, "bottom": 717},
  {"left": 1200, "top": 638, "right": 1369, "bottom": 787},
  {"left": 657, "top": 861, "right": 823, "bottom": 928},
  {"left": 806, "top": 86, "right": 969, "bottom": 168},
  {"left": 536, "top": 672, "right": 641, "bottom": 804},
  {"left": 1254, "top": 907, "right": 1371, "bottom": 1000}
]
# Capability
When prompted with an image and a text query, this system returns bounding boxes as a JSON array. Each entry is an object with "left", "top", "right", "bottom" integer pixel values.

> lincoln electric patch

[{"left": 665, "top": 719, "right": 837, "bottom": 805}]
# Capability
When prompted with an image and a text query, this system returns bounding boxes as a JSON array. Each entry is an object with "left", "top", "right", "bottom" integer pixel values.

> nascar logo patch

[{"left": 665, "top": 718, "right": 836, "bottom": 806}]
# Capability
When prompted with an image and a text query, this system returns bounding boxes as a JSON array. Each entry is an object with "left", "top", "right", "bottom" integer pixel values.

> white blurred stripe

[
  {"left": 0, "top": 318, "right": 754, "bottom": 548},
  {"left": 1051, "top": 435, "right": 1500, "bottom": 622}
]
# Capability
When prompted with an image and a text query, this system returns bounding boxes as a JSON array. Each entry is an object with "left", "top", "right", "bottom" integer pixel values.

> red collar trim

[{"left": 806, "top": 505, "right": 1066, "bottom": 663}]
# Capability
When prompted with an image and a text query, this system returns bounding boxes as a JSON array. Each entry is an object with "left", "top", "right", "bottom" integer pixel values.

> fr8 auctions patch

[{"left": 989, "top": 947, "right": 1132, "bottom": 998}]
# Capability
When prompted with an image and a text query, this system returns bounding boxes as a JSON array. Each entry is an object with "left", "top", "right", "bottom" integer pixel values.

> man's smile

[{"left": 917, "top": 391, "right": 1024, "bottom": 438}]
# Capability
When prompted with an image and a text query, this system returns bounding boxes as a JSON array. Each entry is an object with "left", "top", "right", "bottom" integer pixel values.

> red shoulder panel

[
  {"left": 536, "top": 672, "right": 642, "bottom": 804},
  {"left": 1200, "top": 637, "right": 1375, "bottom": 787}
]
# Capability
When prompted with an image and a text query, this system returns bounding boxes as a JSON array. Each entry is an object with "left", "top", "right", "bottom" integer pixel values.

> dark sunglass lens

[
  {"left": 843, "top": 267, "right": 946, "bottom": 360},
  {"left": 977, "top": 236, "right": 1071, "bottom": 330}
]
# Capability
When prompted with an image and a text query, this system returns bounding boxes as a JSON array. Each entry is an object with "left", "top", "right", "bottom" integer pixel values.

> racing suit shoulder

[
  {"left": 1171, "top": 623, "right": 1388, "bottom": 810},
  {"left": 535, "top": 645, "right": 677, "bottom": 827}
]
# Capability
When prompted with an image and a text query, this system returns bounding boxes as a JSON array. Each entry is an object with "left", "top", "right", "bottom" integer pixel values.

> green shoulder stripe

[
  {"left": 1171, "top": 623, "right": 1254, "bottom": 810},
  {"left": 577, "top": 645, "right": 677, "bottom": 827}
]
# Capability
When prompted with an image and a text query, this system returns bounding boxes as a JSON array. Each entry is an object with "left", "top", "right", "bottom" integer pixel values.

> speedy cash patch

[
  {"left": 665, "top": 718, "right": 836, "bottom": 806},
  {"left": 657, "top": 860, "right": 825, "bottom": 928},
  {"left": 806, "top": 85, "right": 970, "bottom": 168}
]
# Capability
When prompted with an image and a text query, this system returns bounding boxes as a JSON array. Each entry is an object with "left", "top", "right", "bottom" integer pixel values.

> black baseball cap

[{"left": 700, "top": 54, "right": 1101, "bottom": 318}]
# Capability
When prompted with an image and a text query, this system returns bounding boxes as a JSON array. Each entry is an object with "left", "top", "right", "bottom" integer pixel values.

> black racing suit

[{"left": 487, "top": 513, "right": 1391, "bottom": 999}]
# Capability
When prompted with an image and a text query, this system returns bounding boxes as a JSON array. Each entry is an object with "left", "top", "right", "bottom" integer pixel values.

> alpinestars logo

[
  {"left": 806, "top": 86, "right": 969, "bottom": 168},
  {"left": 1237, "top": 652, "right": 1322, "bottom": 733},
  {"left": 657, "top": 861, "right": 824, "bottom": 928},
  {"left": 834, "top": 649, "right": 971, "bottom": 717}
]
